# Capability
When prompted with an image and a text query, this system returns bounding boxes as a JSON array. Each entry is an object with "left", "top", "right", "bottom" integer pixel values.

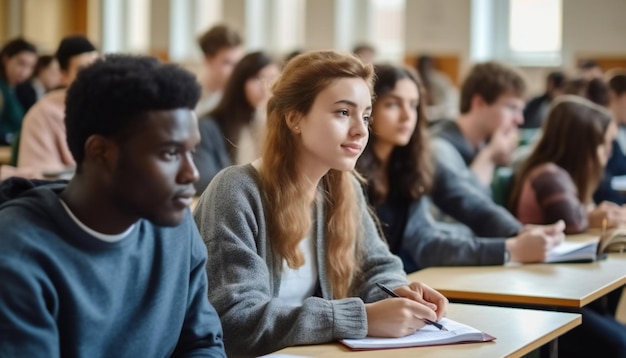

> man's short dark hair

[
  {"left": 197, "top": 24, "right": 242, "bottom": 57},
  {"left": 65, "top": 54, "right": 201, "bottom": 165},
  {"left": 55, "top": 35, "right": 96, "bottom": 71},
  {"left": 459, "top": 61, "right": 526, "bottom": 114},
  {"left": 608, "top": 70, "right": 626, "bottom": 97},
  {"left": 579, "top": 59, "right": 600, "bottom": 70},
  {"left": 547, "top": 71, "right": 566, "bottom": 89}
]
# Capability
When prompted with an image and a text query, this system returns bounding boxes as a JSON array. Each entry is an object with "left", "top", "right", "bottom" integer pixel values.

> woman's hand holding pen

[
  {"left": 364, "top": 282, "right": 448, "bottom": 338},
  {"left": 393, "top": 282, "right": 448, "bottom": 321},
  {"left": 364, "top": 297, "right": 437, "bottom": 338}
]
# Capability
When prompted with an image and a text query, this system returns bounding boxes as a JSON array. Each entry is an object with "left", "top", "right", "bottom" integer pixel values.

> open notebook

[
  {"left": 340, "top": 317, "right": 495, "bottom": 350},
  {"left": 544, "top": 240, "right": 599, "bottom": 263}
]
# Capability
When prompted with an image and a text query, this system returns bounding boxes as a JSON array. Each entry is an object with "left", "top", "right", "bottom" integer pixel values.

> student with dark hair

[
  {"left": 17, "top": 35, "right": 98, "bottom": 177},
  {"left": 521, "top": 71, "right": 566, "bottom": 129},
  {"left": 509, "top": 95, "right": 626, "bottom": 357},
  {"left": 15, "top": 55, "right": 61, "bottom": 112},
  {"left": 193, "top": 51, "right": 279, "bottom": 192},
  {"left": 0, "top": 38, "right": 37, "bottom": 145},
  {"left": 194, "top": 51, "right": 448, "bottom": 357},
  {"left": 431, "top": 61, "right": 526, "bottom": 197},
  {"left": 578, "top": 59, "right": 603, "bottom": 80},
  {"left": 510, "top": 96, "right": 623, "bottom": 233},
  {"left": 0, "top": 54, "right": 226, "bottom": 356},
  {"left": 595, "top": 71, "right": 626, "bottom": 204},
  {"left": 196, "top": 24, "right": 244, "bottom": 115},
  {"left": 356, "top": 65, "right": 564, "bottom": 271}
]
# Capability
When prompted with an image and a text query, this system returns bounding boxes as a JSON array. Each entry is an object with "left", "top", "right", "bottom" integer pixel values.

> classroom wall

[
  {"left": 403, "top": 0, "right": 626, "bottom": 95},
  {"left": 3, "top": 0, "right": 626, "bottom": 94},
  {"left": 562, "top": 0, "right": 626, "bottom": 67}
]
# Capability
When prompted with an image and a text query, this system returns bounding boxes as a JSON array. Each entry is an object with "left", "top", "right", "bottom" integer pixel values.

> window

[
  {"left": 471, "top": 0, "right": 562, "bottom": 66},
  {"left": 369, "top": 0, "right": 405, "bottom": 62}
]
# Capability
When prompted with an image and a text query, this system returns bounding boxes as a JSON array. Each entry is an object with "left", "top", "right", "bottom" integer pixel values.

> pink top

[
  {"left": 516, "top": 162, "right": 588, "bottom": 234},
  {"left": 17, "top": 89, "right": 76, "bottom": 175}
]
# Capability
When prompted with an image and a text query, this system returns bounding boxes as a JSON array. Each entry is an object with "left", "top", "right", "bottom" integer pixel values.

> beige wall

[
  {"left": 21, "top": 0, "right": 71, "bottom": 53},
  {"left": 562, "top": 0, "right": 626, "bottom": 68}
]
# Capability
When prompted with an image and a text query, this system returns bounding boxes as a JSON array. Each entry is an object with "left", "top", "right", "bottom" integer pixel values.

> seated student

[
  {"left": 521, "top": 71, "right": 566, "bottom": 129},
  {"left": 415, "top": 55, "right": 459, "bottom": 122},
  {"left": 0, "top": 38, "right": 37, "bottom": 145},
  {"left": 194, "top": 51, "right": 448, "bottom": 357},
  {"left": 352, "top": 43, "right": 376, "bottom": 65},
  {"left": 15, "top": 55, "right": 61, "bottom": 112},
  {"left": 0, "top": 55, "right": 225, "bottom": 356},
  {"left": 193, "top": 51, "right": 279, "bottom": 192},
  {"left": 195, "top": 24, "right": 244, "bottom": 116},
  {"left": 356, "top": 64, "right": 565, "bottom": 271},
  {"left": 595, "top": 71, "right": 626, "bottom": 204},
  {"left": 17, "top": 35, "right": 98, "bottom": 176},
  {"left": 510, "top": 95, "right": 625, "bottom": 234},
  {"left": 430, "top": 61, "right": 525, "bottom": 199}
]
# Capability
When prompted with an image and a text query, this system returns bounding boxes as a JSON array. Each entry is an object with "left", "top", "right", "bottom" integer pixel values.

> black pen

[{"left": 375, "top": 283, "right": 448, "bottom": 331}]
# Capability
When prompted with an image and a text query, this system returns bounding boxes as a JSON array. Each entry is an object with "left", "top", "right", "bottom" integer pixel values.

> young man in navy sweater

[{"left": 0, "top": 55, "right": 226, "bottom": 357}]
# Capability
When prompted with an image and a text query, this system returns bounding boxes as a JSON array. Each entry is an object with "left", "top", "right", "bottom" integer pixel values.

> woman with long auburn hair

[
  {"left": 356, "top": 64, "right": 564, "bottom": 271},
  {"left": 509, "top": 95, "right": 626, "bottom": 234},
  {"left": 194, "top": 51, "right": 447, "bottom": 357}
]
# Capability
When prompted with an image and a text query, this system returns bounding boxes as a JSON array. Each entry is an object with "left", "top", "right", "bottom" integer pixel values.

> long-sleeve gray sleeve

[{"left": 430, "top": 161, "right": 522, "bottom": 237}]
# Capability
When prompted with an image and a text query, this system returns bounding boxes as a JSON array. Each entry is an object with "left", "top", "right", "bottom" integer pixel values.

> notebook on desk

[
  {"left": 545, "top": 240, "right": 599, "bottom": 263},
  {"left": 340, "top": 317, "right": 495, "bottom": 350},
  {"left": 544, "top": 231, "right": 626, "bottom": 263}
]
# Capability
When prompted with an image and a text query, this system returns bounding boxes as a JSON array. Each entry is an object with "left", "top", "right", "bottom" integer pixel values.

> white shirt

[
  {"left": 59, "top": 198, "right": 134, "bottom": 242},
  {"left": 277, "top": 235, "right": 319, "bottom": 306}
]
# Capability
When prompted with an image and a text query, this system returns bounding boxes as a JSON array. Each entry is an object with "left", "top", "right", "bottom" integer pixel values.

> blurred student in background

[
  {"left": 594, "top": 71, "right": 626, "bottom": 204},
  {"left": 416, "top": 55, "right": 459, "bottom": 122},
  {"left": 0, "top": 38, "right": 37, "bottom": 145},
  {"left": 17, "top": 35, "right": 98, "bottom": 177},
  {"left": 193, "top": 51, "right": 279, "bottom": 193},
  {"left": 430, "top": 62, "right": 525, "bottom": 207},
  {"left": 15, "top": 55, "right": 61, "bottom": 112},
  {"left": 357, "top": 64, "right": 564, "bottom": 272},
  {"left": 196, "top": 24, "right": 244, "bottom": 116},
  {"left": 352, "top": 43, "right": 376, "bottom": 65},
  {"left": 510, "top": 96, "right": 624, "bottom": 234},
  {"left": 521, "top": 71, "right": 566, "bottom": 129}
]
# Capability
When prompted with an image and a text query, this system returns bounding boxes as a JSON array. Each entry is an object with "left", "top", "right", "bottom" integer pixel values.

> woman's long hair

[
  {"left": 260, "top": 51, "right": 373, "bottom": 298},
  {"left": 356, "top": 65, "right": 433, "bottom": 205},
  {"left": 509, "top": 95, "right": 613, "bottom": 212},
  {"left": 210, "top": 51, "right": 275, "bottom": 160}
]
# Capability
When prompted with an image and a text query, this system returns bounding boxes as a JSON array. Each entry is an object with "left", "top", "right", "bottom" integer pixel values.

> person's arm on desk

[
  {"left": 352, "top": 189, "right": 448, "bottom": 338},
  {"left": 505, "top": 220, "right": 565, "bottom": 262}
]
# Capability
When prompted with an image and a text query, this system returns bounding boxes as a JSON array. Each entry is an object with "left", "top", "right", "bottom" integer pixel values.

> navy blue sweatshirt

[{"left": 0, "top": 181, "right": 225, "bottom": 357}]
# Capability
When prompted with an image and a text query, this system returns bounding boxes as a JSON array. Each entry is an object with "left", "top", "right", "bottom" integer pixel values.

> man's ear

[
  {"left": 285, "top": 110, "right": 303, "bottom": 134},
  {"left": 84, "top": 135, "right": 117, "bottom": 172},
  {"left": 471, "top": 94, "right": 488, "bottom": 111}
]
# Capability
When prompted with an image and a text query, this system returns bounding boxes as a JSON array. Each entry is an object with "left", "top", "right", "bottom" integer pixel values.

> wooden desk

[
  {"left": 0, "top": 146, "right": 11, "bottom": 165},
  {"left": 408, "top": 254, "right": 626, "bottom": 309},
  {"left": 274, "top": 304, "right": 580, "bottom": 358}
]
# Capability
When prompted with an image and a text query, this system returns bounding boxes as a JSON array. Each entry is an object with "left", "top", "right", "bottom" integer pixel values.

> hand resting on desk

[{"left": 506, "top": 220, "right": 565, "bottom": 263}]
